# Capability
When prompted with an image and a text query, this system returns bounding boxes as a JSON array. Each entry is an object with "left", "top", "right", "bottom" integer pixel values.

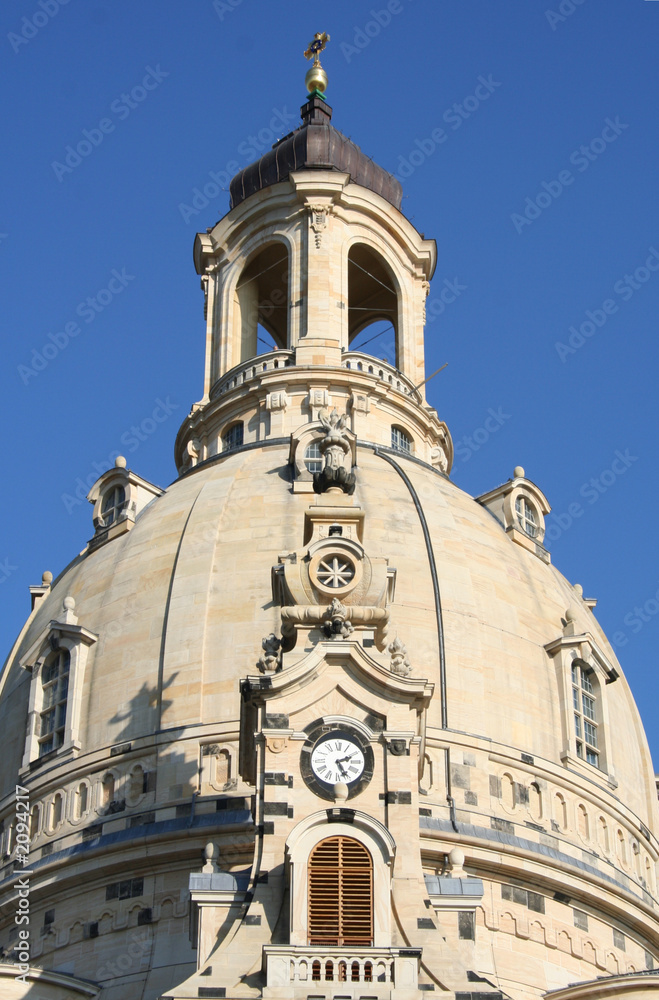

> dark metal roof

[{"left": 229, "top": 96, "right": 402, "bottom": 211}]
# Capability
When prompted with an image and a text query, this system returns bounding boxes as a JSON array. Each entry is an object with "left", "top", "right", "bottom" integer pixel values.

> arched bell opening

[
  {"left": 348, "top": 244, "right": 399, "bottom": 365},
  {"left": 233, "top": 242, "right": 289, "bottom": 360}
]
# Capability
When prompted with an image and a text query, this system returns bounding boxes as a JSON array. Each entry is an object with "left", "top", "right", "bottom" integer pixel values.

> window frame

[
  {"left": 304, "top": 442, "right": 323, "bottom": 474},
  {"left": 222, "top": 421, "right": 244, "bottom": 453},
  {"left": 391, "top": 425, "right": 412, "bottom": 454},
  {"left": 38, "top": 648, "right": 71, "bottom": 757}
]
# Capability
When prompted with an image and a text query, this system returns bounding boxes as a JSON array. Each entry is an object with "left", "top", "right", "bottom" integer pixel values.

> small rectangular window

[
  {"left": 613, "top": 928, "right": 625, "bottom": 950},
  {"left": 527, "top": 891, "right": 545, "bottom": 913},
  {"left": 573, "top": 909, "right": 588, "bottom": 931},
  {"left": 458, "top": 911, "right": 475, "bottom": 940}
]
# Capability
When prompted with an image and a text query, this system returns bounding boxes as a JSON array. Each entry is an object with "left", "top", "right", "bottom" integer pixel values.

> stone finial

[
  {"left": 448, "top": 847, "right": 466, "bottom": 876},
  {"left": 202, "top": 841, "right": 220, "bottom": 873},
  {"left": 322, "top": 598, "right": 354, "bottom": 638},
  {"left": 60, "top": 595, "right": 78, "bottom": 625},
  {"left": 513, "top": 466, "right": 525, "bottom": 479},
  {"left": 313, "top": 410, "right": 356, "bottom": 496},
  {"left": 388, "top": 636, "right": 411, "bottom": 676},
  {"left": 257, "top": 633, "right": 282, "bottom": 673},
  {"left": 42, "top": 571, "right": 53, "bottom": 585},
  {"left": 115, "top": 455, "right": 127, "bottom": 469},
  {"left": 573, "top": 583, "right": 583, "bottom": 598}
]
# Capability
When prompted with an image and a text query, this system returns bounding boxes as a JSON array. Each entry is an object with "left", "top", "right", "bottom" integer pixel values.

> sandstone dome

[{"left": 0, "top": 85, "right": 657, "bottom": 1000}]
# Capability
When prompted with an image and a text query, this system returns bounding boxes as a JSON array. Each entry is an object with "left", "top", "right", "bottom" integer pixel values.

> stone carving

[
  {"left": 266, "top": 390, "right": 289, "bottom": 412},
  {"left": 313, "top": 410, "right": 356, "bottom": 495},
  {"left": 322, "top": 597, "right": 355, "bottom": 639},
  {"left": 257, "top": 633, "right": 282, "bottom": 673},
  {"left": 185, "top": 437, "right": 201, "bottom": 471},
  {"left": 309, "top": 204, "right": 329, "bottom": 249},
  {"left": 388, "top": 636, "right": 411, "bottom": 676},
  {"left": 430, "top": 445, "right": 449, "bottom": 474}
]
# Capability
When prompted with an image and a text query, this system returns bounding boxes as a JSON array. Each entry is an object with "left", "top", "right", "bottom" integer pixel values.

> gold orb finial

[{"left": 304, "top": 31, "right": 330, "bottom": 95}]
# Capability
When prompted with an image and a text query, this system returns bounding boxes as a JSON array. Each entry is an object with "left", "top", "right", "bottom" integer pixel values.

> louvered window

[{"left": 308, "top": 836, "right": 373, "bottom": 946}]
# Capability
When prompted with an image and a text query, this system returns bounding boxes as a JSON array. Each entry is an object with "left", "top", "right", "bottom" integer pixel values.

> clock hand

[{"left": 336, "top": 751, "right": 359, "bottom": 763}]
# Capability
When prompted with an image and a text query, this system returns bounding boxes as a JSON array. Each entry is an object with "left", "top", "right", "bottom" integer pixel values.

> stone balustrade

[{"left": 263, "top": 945, "right": 421, "bottom": 1000}]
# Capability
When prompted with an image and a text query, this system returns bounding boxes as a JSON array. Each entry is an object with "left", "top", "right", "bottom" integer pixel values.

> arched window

[
  {"left": 554, "top": 792, "right": 568, "bottom": 831},
  {"left": 51, "top": 793, "right": 63, "bottom": 829},
  {"left": 572, "top": 661, "right": 599, "bottom": 766},
  {"left": 101, "top": 485, "right": 126, "bottom": 527},
  {"left": 529, "top": 782, "right": 543, "bottom": 821},
  {"left": 75, "top": 783, "right": 88, "bottom": 820},
  {"left": 501, "top": 773, "right": 515, "bottom": 811},
  {"left": 304, "top": 442, "right": 323, "bottom": 473},
  {"left": 578, "top": 804, "right": 590, "bottom": 841},
  {"left": 222, "top": 422, "right": 244, "bottom": 453},
  {"left": 39, "top": 649, "right": 70, "bottom": 756},
  {"left": 515, "top": 495, "right": 538, "bottom": 538},
  {"left": 308, "top": 837, "right": 373, "bottom": 946},
  {"left": 391, "top": 426, "right": 411, "bottom": 454},
  {"left": 599, "top": 816, "right": 610, "bottom": 853}
]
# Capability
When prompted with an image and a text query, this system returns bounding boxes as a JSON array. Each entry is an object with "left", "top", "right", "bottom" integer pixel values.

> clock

[{"left": 301, "top": 722, "right": 374, "bottom": 801}]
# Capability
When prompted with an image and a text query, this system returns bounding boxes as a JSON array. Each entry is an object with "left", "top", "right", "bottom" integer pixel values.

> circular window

[
  {"left": 316, "top": 556, "right": 355, "bottom": 589},
  {"left": 309, "top": 548, "right": 362, "bottom": 596},
  {"left": 515, "top": 496, "right": 538, "bottom": 538}
]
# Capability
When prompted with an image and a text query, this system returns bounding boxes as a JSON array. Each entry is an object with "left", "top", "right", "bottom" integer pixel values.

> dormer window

[
  {"left": 476, "top": 467, "right": 550, "bottom": 563},
  {"left": 101, "top": 485, "right": 126, "bottom": 527},
  {"left": 39, "top": 650, "right": 70, "bottom": 757},
  {"left": 87, "top": 457, "right": 163, "bottom": 553},
  {"left": 515, "top": 495, "right": 539, "bottom": 538},
  {"left": 20, "top": 596, "right": 97, "bottom": 770},
  {"left": 222, "top": 422, "right": 244, "bottom": 453},
  {"left": 391, "top": 426, "right": 411, "bottom": 454}
]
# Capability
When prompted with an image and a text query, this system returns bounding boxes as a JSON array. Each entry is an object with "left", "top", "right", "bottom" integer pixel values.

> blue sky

[{"left": 1, "top": 1, "right": 658, "bottom": 765}]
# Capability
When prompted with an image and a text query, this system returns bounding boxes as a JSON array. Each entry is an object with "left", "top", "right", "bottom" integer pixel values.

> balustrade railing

[
  {"left": 209, "top": 349, "right": 421, "bottom": 402},
  {"left": 263, "top": 945, "right": 420, "bottom": 999}
]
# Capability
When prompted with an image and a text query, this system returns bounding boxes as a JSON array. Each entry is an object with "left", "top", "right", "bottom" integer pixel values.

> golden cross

[{"left": 304, "top": 32, "right": 330, "bottom": 66}]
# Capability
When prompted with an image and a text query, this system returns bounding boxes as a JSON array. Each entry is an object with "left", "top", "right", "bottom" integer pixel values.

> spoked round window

[
  {"left": 515, "top": 496, "right": 539, "bottom": 538},
  {"left": 317, "top": 556, "right": 355, "bottom": 588},
  {"left": 309, "top": 549, "right": 362, "bottom": 596}
]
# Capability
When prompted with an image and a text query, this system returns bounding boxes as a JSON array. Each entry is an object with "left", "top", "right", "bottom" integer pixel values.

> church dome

[{"left": 0, "top": 50, "right": 657, "bottom": 1000}]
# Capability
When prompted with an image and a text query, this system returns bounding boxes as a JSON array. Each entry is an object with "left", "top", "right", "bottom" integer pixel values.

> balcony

[{"left": 263, "top": 946, "right": 421, "bottom": 1000}]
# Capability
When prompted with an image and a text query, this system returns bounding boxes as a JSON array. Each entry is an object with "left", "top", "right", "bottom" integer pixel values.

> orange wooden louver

[{"left": 308, "top": 836, "right": 373, "bottom": 946}]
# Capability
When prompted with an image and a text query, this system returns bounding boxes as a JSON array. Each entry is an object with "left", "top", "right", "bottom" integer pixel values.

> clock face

[
  {"left": 301, "top": 723, "right": 374, "bottom": 801},
  {"left": 311, "top": 735, "right": 365, "bottom": 785}
]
